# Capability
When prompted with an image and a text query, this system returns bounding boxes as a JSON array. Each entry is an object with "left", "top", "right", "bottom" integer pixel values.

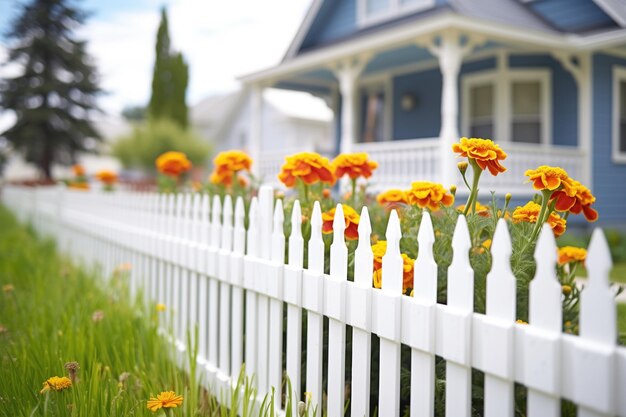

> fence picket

[
  {"left": 218, "top": 195, "right": 234, "bottom": 387},
  {"left": 483, "top": 219, "right": 516, "bottom": 417},
  {"left": 527, "top": 224, "right": 562, "bottom": 417},
  {"left": 286, "top": 200, "right": 304, "bottom": 415},
  {"left": 350, "top": 207, "right": 373, "bottom": 417},
  {"left": 268, "top": 199, "right": 285, "bottom": 407},
  {"left": 244, "top": 197, "right": 259, "bottom": 378},
  {"left": 207, "top": 195, "right": 222, "bottom": 378},
  {"left": 305, "top": 201, "right": 325, "bottom": 412},
  {"left": 327, "top": 204, "right": 348, "bottom": 417},
  {"left": 444, "top": 215, "right": 474, "bottom": 417},
  {"left": 230, "top": 197, "right": 246, "bottom": 378},
  {"left": 378, "top": 210, "right": 403, "bottom": 417},
  {"left": 198, "top": 194, "right": 211, "bottom": 363}
]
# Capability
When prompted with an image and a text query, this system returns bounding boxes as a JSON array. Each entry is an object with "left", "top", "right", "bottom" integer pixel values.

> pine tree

[
  {"left": 148, "top": 7, "right": 189, "bottom": 128},
  {"left": 0, "top": 0, "right": 102, "bottom": 180}
]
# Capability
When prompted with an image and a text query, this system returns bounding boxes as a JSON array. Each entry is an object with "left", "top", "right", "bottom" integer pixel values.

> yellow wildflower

[
  {"left": 147, "top": 391, "right": 184, "bottom": 412},
  {"left": 40, "top": 376, "right": 72, "bottom": 394}
]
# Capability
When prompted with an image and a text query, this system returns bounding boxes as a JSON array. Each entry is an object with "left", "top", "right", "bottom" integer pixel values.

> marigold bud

[
  {"left": 457, "top": 161, "right": 468, "bottom": 175},
  {"left": 322, "top": 188, "right": 331, "bottom": 198},
  {"left": 562, "top": 285, "right": 572, "bottom": 295},
  {"left": 505, "top": 193, "right": 512, "bottom": 204}
]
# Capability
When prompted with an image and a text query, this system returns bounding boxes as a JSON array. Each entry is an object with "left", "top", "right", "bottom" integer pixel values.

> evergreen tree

[
  {"left": 148, "top": 7, "right": 189, "bottom": 128},
  {"left": 0, "top": 0, "right": 102, "bottom": 180}
]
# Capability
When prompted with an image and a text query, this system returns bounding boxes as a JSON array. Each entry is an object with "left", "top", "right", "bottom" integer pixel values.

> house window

[
  {"left": 463, "top": 70, "right": 550, "bottom": 144},
  {"left": 358, "top": 0, "right": 434, "bottom": 27},
  {"left": 614, "top": 67, "right": 626, "bottom": 163},
  {"left": 469, "top": 83, "right": 494, "bottom": 139},
  {"left": 360, "top": 89, "right": 387, "bottom": 143}
]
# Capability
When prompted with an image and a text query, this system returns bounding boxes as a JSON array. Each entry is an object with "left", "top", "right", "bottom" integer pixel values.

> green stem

[
  {"left": 530, "top": 190, "right": 553, "bottom": 242},
  {"left": 350, "top": 178, "right": 357, "bottom": 207},
  {"left": 463, "top": 159, "right": 483, "bottom": 216}
]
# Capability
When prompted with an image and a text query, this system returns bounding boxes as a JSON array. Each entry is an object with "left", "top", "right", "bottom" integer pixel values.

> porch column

[
  {"left": 334, "top": 57, "right": 369, "bottom": 154},
  {"left": 248, "top": 84, "right": 263, "bottom": 176}
]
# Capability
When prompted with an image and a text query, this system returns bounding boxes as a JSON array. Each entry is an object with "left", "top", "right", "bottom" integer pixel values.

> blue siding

[
  {"left": 393, "top": 69, "right": 442, "bottom": 139},
  {"left": 527, "top": 0, "right": 616, "bottom": 32},
  {"left": 300, "top": 0, "right": 357, "bottom": 51},
  {"left": 509, "top": 54, "right": 578, "bottom": 147},
  {"left": 592, "top": 54, "right": 626, "bottom": 226}
]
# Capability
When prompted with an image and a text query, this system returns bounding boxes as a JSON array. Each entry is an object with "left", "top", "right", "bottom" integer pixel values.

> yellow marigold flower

[
  {"left": 155, "top": 151, "right": 192, "bottom": 177},
  {"left": 512, "top": 201, "right": 567, "bottom": 237},
  {"left": 405, "top": 181, "right": 454, "bottom": 211},
  {"left": 562, "top": 285, "right": 572, "bottom": 295},
  {"left": 68, "top": 181, "right": 89, "bottom": 191},
  {"left": 457, "top": 201, "right": 490, "bottom": 217},
  {"left": 72, "top": 164, "right": 85, "bottom": 177},
  {"left": 95, "top": 170, "right": 118, "bottom": 185},
  {"left": 376, "top": 189, "right": 408, "bottom": 205},
  {"left": 558, "top": 246, "right": 587, "bottom": 265},
  {"left": 278, "top": 152, "right": 335, "bottom": 187},
  {"left": 482, "top": 239, "right": 492, "bottom": 249},
  {"left": 524, "top": 166, "right": 577, "bottom": 197},
  {"left": 321, "top": 204, "right": 359, "bottom": 240},
  {"left": 452, "top": 137, "right": 507, "bottom": 176},
  {"left": 2, "top": 284, "right": 14, "bottom": 293},
  {"left": 147, "top": 391, "right": 184, "bottom": 412},
  {"left": 331, "top": 152, "right": 378, "bottom": 180},
  {"left": 156, "top": 303, "right": 166, "bottom": 312},
  {"left": 40, "top": 376, "right": 72, "bottom": 394},
  {"left": 209, "top": 150, "right": 252, "bottom": 186},
  {"left": 370, "top": 241, "right": 415, "bottom": 291}
]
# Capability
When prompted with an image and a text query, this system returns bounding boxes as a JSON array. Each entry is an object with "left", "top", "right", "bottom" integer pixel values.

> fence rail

[{"left": 3, "top": 185, "right": 626, "bottom": 417}]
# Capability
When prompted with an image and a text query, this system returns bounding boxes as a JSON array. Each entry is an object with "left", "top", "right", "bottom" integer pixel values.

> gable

[
  {"left": 299, "top": 0, "right": 358, "bottom": 53},
  {"left": 524, "top": 0, "right": 618, "bottom": 32}
]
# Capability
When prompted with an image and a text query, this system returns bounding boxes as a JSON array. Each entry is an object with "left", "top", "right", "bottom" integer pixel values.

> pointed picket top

[
  {"left": 580, "top": 228, "right": 616, "bottom": 344},
  {"left": 529, "top": 224, "right": 562, "bottom": 330},
  {"left": 308, "top": 201, "right": 324, "bottom": 274},
  {"left": 221, "top": 195, "right": 234, "bottom": 251},
  {"left": 210, "top": 195, "right": 222, "bottom": 249},
  {"left": 381, "top": 210, "right": 403, "bottom": 294},
  {"left": 354, "top": 207, "right": 374, "bottom": 287},
  {"left": 288, "top": 200, "right": 303, "bottom": 268},
  {"left": 447, "top": 215, "right": 474, "bottom": 311},
  {"left": 486, "top": 219, "right": 516, "bottom": 320},
  {"left": 271, "top": 199, "right": 285, "bottom": 263},
  {"left": 246, "top": 197, "right": 259, "bottom": 257},
  {"left": 330, "top": 203, "right": 348, "bottom": 280},
  {"left": 413, "top": 210, "right": 438, "bottom": 303},
  {"left": 233, "top": 196, "right": 246, "bottom": 255}
]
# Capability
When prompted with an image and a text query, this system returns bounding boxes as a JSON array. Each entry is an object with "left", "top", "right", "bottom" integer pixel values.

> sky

[{"left": 0, "top": 0, "right": 311, "bottom": 115}]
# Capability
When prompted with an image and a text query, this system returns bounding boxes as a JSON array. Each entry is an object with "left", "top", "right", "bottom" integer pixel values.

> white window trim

[
  {"left": 461, "top": 68, "right": 552, "bottom": 145},
  {"left": 356, "top": 76, "right": 393, "bottom": 142},
  {"left": 612, "top": 66, "right": 626, "bottom": 163},
  {"left": 356, "top": 0, "right": 435, "bottom": 29}
]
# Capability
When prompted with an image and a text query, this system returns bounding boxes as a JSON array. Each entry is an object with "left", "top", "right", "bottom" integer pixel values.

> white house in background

[
  {"left": 1, "top": 113, "right": 128, "bottom": 181},
  {"left": 191, "top": 88, "right": 334, "bottom": 183}
]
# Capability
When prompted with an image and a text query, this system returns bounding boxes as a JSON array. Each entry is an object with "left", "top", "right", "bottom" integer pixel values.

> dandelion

[
  {"left": 558, "top": 246, "right": 587, "bottom": 265},
  {"left": 91, "top": 310, "right": 105, "bottom": 322},
  {"left": 321, "top": 204, "right": 360, "bottom": 240},
  {"left": 2, "top": 284, "right": 14, "bottom": 293},
  {"left": 40, "top": 376, "right": 72, "bottom": 394},
  {"left": 156, "top": 303, "right": 167, "bottom": 312},
  {"left": 405, "top": 181, "right": 454, "bottom": 211},
  {"left": 156, "top": 151, "right": 192, "bottom": 177},
  {"left": 147, "top": 391, "right": 184, "bottom": 412},
  {"left": 64, "top": 361, "right": 80, "bottom": 383}
]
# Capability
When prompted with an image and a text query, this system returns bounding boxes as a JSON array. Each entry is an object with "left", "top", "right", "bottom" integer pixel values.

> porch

[{"left": 244, "top": 18, "right": 592, "bottom": 196}]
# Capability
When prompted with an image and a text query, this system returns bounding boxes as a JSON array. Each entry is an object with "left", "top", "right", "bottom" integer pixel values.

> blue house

[{"left": 240, "top": 0, "right": 626, "bottom": 227}]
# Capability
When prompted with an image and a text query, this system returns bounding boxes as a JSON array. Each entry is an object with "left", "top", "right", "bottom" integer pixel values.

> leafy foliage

[{"left": 0, "top": 0, "right": 102, "bottom": 179}]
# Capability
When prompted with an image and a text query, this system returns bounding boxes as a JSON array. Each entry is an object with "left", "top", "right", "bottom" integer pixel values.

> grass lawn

[
  {"left": 575, "top": 262, "right": 626, "bottom": 284},
  {"left": 0, "top": 206, "right": 200, "bottom": 416}
]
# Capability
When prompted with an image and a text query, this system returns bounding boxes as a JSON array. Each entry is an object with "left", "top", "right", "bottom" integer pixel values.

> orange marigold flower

[
  {"left": 40, "top": 376, "right": 72, "bottom": 394},
  {"left": 457, "top": 201, "right": 490, "bottom": 217},
  {"left": 155, "top": 151, "right": 192, "bottom": 177},
  {"left": 278, "top": 152, "right": 335, "bottom": 187},
  {"left": 72, "top": 164, "right": 85, "bottom": 177},
  {"left": 512, "top": 201, "right": 567, "bottom": 237},
  {"left": 322, "top": 188, "right": 331, "bottom": 198},
  {"left": 147, "top": 391, "right": 184, "bottom": 412},
  {"left": 68, "top": 182, "right": 89, "bottom": 191},
  {"left": 95, "top": 170, "right": 118, "bottom": 185},
  {"left": 452, "top": 137, "right": 507, "bottom": 176},
  {"left": 321, "top": 204, "right": 360, "bottom": 240},
  {"left": 551, "top": 180, "right": 598, "bottom": 222},
  {"left": 209, "top": 150, "right": 253, "bottom": 186},
  {"left": 558, "top": 246, "right": 587, "bottom": 265},
  {"left": 332, "top": 152, "right": 378, "bottom": 180},
  {"left": 405, "top": 182, "right": 454, "bottom": 211},
  {"left": 371, "top": 241, "right": 415, "bottom": 291},
  {"left": 376, "top": 189, "right": 408, "bottom": 205},
  {"left": 524, "top": 166, "right": 577, "bottom": 199}
]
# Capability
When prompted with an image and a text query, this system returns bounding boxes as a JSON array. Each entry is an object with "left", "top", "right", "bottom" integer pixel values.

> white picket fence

[{"left": 3, "top": 184, "right": 626, "bottom": 417}]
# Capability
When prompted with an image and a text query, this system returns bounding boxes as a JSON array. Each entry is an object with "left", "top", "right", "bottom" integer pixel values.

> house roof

[{"left": 283, "top": 0, "right": 626, "bottom": 62}]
